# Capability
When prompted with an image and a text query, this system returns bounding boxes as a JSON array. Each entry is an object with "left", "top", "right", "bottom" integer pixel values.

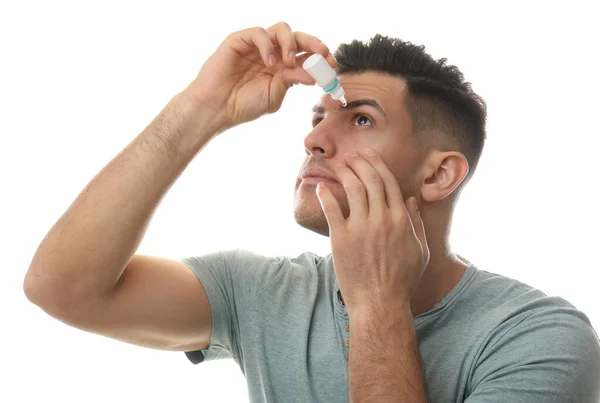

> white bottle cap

[
  {"left": 303, "top": 54, "right": 346, "bottom": 105},
  {"left": 302, "top": 54, "right": 337, "bottom": 88}
]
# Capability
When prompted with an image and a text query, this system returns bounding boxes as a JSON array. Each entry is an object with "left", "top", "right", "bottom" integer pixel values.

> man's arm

[
  {"left": 348, "top": 305, "right": 428, "bottom": 403},
  {"left": 24, "top": 91, "right": 225, "bottom": 310}
]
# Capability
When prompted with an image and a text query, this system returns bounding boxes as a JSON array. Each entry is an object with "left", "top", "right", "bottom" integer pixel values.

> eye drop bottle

[{"left": 302, "top": 54, "right": 347, "bottom": 107}]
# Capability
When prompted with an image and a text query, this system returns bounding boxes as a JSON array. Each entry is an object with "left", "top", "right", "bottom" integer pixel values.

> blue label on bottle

[{"left": 323, "top": 78, "right": 339, "bottom": 93}]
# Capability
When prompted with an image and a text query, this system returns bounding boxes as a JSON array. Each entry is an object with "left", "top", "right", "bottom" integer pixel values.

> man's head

[{"left": 294, "top": 35, "right": 487, "bottom": 238}]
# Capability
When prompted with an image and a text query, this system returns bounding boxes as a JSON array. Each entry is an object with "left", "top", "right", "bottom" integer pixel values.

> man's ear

[{"left": 420, "top": 151, "right": 469, "bottom": 202}]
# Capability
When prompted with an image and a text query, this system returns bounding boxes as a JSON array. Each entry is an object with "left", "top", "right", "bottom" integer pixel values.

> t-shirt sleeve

[
  {"left": 178, "top": 248, "right": 286, "bottom": 365},
  {"left": 465, "top": 301, "right": 600, "bottom": 403}
]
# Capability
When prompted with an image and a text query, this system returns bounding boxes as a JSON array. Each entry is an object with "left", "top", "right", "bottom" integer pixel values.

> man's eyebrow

[{"left": 311, "top": 99, "right": 387, "bottom": 119}]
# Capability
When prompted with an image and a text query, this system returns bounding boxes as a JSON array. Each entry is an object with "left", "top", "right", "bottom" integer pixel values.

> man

[{"left": 24, "top": 22, "right": 600, "bottom": 402}]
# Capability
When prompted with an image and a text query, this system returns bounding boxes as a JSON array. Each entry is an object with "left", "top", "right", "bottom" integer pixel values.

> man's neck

[{"left": 409, "top": 251, "right": 468, "bottom": 317}]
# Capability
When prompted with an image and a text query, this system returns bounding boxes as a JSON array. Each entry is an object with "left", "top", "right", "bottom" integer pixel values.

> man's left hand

[{"left": 315, "top": 148, "right": 430, "bottom": 313}]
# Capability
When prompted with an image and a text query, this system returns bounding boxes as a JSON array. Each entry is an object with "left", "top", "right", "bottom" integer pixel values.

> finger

[
  {"left": 265, "top": 22, "right": 297, "bottom": 67},
  {"left": 279, "top": 52, "right": 324, "bottom": 85},
  {"left": 327, "top": 53, "right": 338, "bottom": 69},
  {"left": 231, "top": 26, "right": 277, "bottom": 67},
  {"left": 315, "top": 183, "right": 343, "bottom": 232},
  {"left": 334, "top": 161, "right": 368, "bottom": 219},
  {"left": 361, "top": 149, "right": 406, "bottom": 214},
  {"left": 347, "top": 153, "right": 388, "bottom": 213},
  {"left": 293, "top": 32, "right": 331, "bottom": 61}
]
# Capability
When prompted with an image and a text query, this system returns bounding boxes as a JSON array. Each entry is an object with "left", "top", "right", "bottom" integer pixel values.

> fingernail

[
  {"left": 289, "top": 51, "right": 296, "bottom": 63},
  {"left": 269, "top": 54, "right": 276, "bottom": 66}
]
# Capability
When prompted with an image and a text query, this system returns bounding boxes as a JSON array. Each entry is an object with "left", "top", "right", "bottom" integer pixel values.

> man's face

[{"left": 294, "top": 71, "right": 422, "bottom": 237}]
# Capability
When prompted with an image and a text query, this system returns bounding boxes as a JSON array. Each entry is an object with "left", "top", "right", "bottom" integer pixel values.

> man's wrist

[{"left": 162, "top": 90, "right": 229, "bottom": 156}]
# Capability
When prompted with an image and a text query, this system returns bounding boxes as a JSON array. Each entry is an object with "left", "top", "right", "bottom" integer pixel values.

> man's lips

[{"left": 300, "top": 167, "right": 339, "bottom": 183}]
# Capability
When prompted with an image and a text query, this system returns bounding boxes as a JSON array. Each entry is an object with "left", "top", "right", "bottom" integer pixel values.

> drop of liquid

[{"left": 340, "top": 96, "right": 347, "bottom": 107}]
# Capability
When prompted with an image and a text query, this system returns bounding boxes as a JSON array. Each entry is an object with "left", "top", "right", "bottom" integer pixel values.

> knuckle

[
  {"left": 345, "top": 186, "right": 363, "bottom": 195},
  {"left": 396, "top": 213, "right": 410, "bottom": 227},
  {"left": 276, "top": 21, "right": 292, "bottom": 30},
  {"left": 376, "top": 212, "right": 392, "bottom": 229},
  {"left": 392, "top": 212, "right": 405, "bottom": 224},
  {"left": 225, "top": 30, "right": 240, "bottom": 42},
  {"left": 251, "top": 26, "right": 268, "bottom": 36},
  {"left": 344, "top": 182, "right": 364, "bottom": 193},
  {"left": 313, "top": 37, "right": 328, "bottom": 51},
  {"left": 365, "top": 172, "right": 382, "bottom": 184}
]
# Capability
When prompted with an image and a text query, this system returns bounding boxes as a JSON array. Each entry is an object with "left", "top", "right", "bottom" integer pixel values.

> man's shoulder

[
  {"left": 466, "top": 268, "right": 597, "bottom": 347},
  {"left": 472, "top": 268, "right": 575, "bottom": 314}
]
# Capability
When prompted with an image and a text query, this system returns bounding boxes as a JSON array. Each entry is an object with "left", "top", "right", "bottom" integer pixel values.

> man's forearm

[
  {"left": 24, "top": 91, "right": 225, "bottom": 310},
  {"left": 348, "top": 304, "right": 428, "bottom": 403}
]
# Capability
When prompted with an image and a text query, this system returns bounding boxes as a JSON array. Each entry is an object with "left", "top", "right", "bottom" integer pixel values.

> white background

[{"left": 1, "top": 1, "right": 598, "bottom": 402}]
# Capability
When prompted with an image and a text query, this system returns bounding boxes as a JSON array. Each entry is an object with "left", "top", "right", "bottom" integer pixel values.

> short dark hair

[{"left": 334, "top": 34, "right": 487, "bottom": 187}]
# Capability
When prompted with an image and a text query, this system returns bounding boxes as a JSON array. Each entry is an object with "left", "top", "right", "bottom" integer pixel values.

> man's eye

[
  {"left": 354, "top": 115, "right": 373, "bottom": 126},
  {"left": 312, "top": 114, "right": 373, "bottom": 128}
]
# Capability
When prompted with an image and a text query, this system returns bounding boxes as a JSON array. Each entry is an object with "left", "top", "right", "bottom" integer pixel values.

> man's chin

[{"left": 293, "top": 208, "right": 330, "bottom": 238}]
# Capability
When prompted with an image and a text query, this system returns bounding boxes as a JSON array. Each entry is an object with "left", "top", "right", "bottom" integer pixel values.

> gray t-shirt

[{"left": 180, "top": 249, "right": 600, "bottom": 402}]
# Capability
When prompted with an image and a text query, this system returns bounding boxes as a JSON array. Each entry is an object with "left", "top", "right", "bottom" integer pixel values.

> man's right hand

[{"left": 183, "top": 22, "right": 337, "bottom": 132}]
